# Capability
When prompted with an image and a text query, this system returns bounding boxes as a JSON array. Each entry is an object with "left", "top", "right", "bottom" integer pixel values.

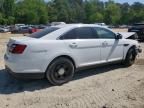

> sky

[
  {"left": 102, "top": 0, "right": 144, "bottom": 4},
  {"left": 45, "top": 0, "right": 144, "bottom": 4}
]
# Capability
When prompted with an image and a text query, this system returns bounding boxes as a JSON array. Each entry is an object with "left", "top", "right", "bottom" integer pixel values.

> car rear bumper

[
  {"left": 4, "top": 53, "right": 47, "bottom": 73},
  {"left": 5, "top": 65, "right": 45, "bottom": 79}
]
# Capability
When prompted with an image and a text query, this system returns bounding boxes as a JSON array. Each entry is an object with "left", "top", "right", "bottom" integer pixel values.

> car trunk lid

[{"left": 7, "top": 37, "right": 35, "bottom": 54}]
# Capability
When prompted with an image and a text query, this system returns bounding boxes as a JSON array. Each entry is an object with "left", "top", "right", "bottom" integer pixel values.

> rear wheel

[
  {"left": 123, "top": 48, "right": 136, "bottom": 66},
  {"left": 46, "top": 57, "right": 75, "bottom": 85}
]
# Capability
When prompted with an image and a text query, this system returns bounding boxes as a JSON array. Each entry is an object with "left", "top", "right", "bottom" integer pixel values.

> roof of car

[
  {"left": 39, "top": 24, "right": 114, "bottom": 40},
  {"left": 51, "top": 24, "right": 103, "bottom": 28}
]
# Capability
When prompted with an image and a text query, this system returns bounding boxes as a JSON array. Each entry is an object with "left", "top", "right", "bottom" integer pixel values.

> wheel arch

[
  {"left": 129, "top": 45, "right": 136, "bottom": 49},
  {"left": 124, "top": 45, "right": 136, "bottom": 59},
  {"left": 45, "top": 55, "right": 76, "bottom": 74}
]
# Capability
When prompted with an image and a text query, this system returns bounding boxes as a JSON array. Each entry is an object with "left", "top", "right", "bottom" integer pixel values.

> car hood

[{"left": 117, "top": 32, "right": 136, "bottom": 39}]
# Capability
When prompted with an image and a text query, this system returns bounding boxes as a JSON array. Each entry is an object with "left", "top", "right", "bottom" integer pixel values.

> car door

[
  {"left": 94, "top": 27, "right": 124, "bottom": 62},
  {"left": 60, "top": 27, "right": 101, "bottom": 67}
]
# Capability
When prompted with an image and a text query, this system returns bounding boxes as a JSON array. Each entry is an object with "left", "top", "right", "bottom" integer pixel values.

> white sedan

[{"left": 4, "top": 24, "right": 142, "bottom": 85}]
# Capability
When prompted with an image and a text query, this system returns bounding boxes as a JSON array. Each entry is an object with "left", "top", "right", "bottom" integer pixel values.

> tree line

[{"left": 0, "top": 0, "right": 144, "bottom": 25}]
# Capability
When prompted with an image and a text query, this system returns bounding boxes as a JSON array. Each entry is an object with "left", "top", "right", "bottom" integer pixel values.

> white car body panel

[
  {"left": 100, "top": 39, "right": 124, "bottom": 62},
  {"left": 63, "top": 39, "right": 101, "bottom": 67}
]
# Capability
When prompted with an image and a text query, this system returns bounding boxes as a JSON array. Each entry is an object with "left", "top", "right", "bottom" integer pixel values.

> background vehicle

[
  {"left": 5, "top": 24, "right": 141, "bottom": 85},
  {"left": 11, "top": 25, "right": 47, "bottom": 34},
  {"left": 94, "top": 23, "right": 108, "bottom": 28},
  {"left": 128, "top": 23, "right": 144, "bottom": 41},
  {"left": 119, "top": 25, "right": 128, "bottom": 28},
  {"left": 11, "top": 26, "right": 30, "bottom": 33},
  {"left": 51, "top": 22, "right": 66, "bottom": 26},
  {"left": 0, "top": 27, "right": 9, "bottom": 33},
  {"left": 19, "top": 26, "right": 31, "bottom": 33},
  {"left": 29, "top": 27, "right": 40, "bottom": 34}
]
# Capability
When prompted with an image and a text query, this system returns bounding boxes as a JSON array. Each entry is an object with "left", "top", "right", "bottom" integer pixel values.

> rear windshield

[{"left": 28, "top": 27, "right": 59, "bottom": 38}]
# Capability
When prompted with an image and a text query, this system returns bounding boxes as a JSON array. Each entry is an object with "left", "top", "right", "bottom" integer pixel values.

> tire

[
  {"left": 123, "top": 48, "right": 136, "bottom": 67},
  {"left": 46, "top": 57, "right": 75, "bottom": 85}
]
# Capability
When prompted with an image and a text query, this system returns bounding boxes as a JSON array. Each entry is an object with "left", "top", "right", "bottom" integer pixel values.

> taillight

[{"left": 9, "top": 44, "right": 27, "bottom": 54}]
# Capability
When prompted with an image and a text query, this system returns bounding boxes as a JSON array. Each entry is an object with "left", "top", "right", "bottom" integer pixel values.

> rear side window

[
  {"left": 28, "top": 27, "right": 59, "bottom": 38},
  {"left": 60, "top": 29, "right": 76, "bottom": 39},
  {"left": 60, "top": 27, "right": 98, "bottom": 40},
  {"left": 94, "top": 27, "right": 116, "bottom": 39}
]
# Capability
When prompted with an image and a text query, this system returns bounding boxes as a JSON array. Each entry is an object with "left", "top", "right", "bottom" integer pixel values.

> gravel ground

[{"left": 0, "top": 32, "right": 144, "bottom": 108}]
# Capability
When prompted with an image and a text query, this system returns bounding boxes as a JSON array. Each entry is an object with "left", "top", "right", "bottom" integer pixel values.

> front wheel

[
  {"left": 123, "top": 48, "right": 136, "bottom": 66},
  {"left": 46, "top": 57, "right": 75, "bottom": 85}
]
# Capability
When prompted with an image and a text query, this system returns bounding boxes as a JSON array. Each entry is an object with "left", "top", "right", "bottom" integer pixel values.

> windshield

[{"left": 28, "top": 27, "right": 59, "bottom": 38}]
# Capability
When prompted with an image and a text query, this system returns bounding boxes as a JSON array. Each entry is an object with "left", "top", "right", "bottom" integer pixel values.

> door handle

[
  {"left": 69, "top": 43, "right": 78, "bottom": 48},
  {"left": 102, "top": 41, "right": 108, "bottom": 46}
]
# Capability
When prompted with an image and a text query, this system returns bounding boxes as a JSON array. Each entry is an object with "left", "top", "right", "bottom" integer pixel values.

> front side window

[{"left": 95, "top": 27, "right": 116, "bottom": 39}]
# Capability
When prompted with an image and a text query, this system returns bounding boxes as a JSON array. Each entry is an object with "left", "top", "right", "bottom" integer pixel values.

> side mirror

[{"left": 116, "top": 33, "right": 122, "bottom": 39}]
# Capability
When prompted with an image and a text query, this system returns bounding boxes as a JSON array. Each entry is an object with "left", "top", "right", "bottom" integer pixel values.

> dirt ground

[{"left": 0, "top": 30, "right": 144, "bottom": 108}]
